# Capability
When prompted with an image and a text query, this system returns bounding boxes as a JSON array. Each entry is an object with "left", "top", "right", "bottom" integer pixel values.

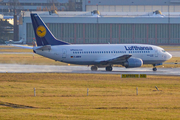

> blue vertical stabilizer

[{"left": 30, "top": 13, "right": 69, "bottom": 46}]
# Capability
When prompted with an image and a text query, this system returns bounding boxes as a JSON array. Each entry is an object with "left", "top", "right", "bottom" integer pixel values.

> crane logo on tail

[{"left": 36, "top": 26, "right": 46, "bottom": 38}]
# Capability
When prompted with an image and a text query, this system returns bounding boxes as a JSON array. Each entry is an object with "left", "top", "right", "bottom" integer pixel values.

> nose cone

[{"left": 166, "top": 52, "right": 172, "bottom": 60}]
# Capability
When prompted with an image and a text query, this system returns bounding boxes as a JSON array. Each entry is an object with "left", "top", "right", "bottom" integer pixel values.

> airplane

[
  {"left": 5, "top": 39, "right": 23, "bottom": 44},
  {"left": 13, "top": 13, "right": 172, "bottom": 72}
]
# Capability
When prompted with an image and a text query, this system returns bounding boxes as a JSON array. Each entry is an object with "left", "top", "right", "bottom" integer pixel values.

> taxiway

[{"left": 0, "top": 64, "right": 179, "bottom": 76}]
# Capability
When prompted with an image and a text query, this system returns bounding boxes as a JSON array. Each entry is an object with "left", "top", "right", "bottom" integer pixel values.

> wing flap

[
  {"left": 108, "top": 54, "right": 132, "bottom": 63},
  {"left": 96, "top": 54, "right": 132, "bottom": 65}
]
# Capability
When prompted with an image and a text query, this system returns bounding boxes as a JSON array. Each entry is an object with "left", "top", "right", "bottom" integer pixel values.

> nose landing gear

[
  {"left": 152, "top": 64, "right": 157, "bottom": 71},
  {"left": 153, "top": 67, "right": 157, "bottom": 71}
]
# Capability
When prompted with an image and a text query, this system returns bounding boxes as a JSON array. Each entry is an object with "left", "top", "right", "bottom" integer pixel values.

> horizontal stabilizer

[
  {"left": 10, "top": 44, "right": 33, "bottom": 49},
  {"left": 35, "top": 45, "right": 51, "bottom": 51}
]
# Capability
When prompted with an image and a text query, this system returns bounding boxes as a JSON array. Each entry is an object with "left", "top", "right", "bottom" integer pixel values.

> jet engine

[
  {"left": 123, "top": 57, "right": 143, "bottom": 68},
  {"left": 91, "top": 10, "right": 101, "bottom": 17}
]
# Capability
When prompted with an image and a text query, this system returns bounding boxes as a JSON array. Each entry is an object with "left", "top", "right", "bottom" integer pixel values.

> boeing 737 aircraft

[{"left": 14, "top": 13, "right": 172, "bottom": 71}]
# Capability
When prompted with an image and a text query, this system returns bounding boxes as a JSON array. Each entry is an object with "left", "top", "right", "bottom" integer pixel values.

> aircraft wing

[
  {"left": 10, "top": 44, "right": 33, "bottom": 49},
  {"left": 96, "top": 54, "right": 132, "bottom": 65}
]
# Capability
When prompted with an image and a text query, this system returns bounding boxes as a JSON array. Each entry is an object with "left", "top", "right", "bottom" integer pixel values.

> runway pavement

[{"left": 0, "top": 64, "right": 180, "bottom": 76}]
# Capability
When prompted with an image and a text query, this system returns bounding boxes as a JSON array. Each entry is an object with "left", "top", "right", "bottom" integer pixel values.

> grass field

[
  {"left": 0, "top": 54, "right": 68, "bottom": 65},
  {"left": 0, "top": 49, "right": 32, "bottom": 52},
  {"left": 0, "top": 45, "right": 32, "bottom": 52},
  {"left": 0, "top": 73, "right": 180, "bottom": 120},
  {"left": 0, "top": 45, "right": 180, "bottom": 119}
]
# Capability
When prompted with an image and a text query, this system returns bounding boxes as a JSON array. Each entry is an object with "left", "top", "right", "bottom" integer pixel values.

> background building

[
  {"left": 83, "top": 0, "right": 180, "bottom": 12},
  {"left": 2, "top": 0, "right": 180, "bottom": 45},
  {"left": 0, "top": 0, "right": 83, "bottom": 42},
  {"left": 0, "top": 0, "right": 82, "bottom": 16},
  {"left": 19, "top": 11, "right": 180, "bottom": 45}
]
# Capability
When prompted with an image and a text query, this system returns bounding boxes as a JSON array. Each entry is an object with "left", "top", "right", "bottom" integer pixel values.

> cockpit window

[{"left": 162, "top": 50, "right": 166, "bottom": 52}]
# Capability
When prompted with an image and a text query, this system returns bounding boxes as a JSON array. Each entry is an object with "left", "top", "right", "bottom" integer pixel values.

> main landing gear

[
  {"left": 106, "top": 66, "right": 113, "bottom": 71},
  {"left": 90, "top": 66, "right": 113, "bottom": 71},
  {"left": 91, "top": 66, "right": 97, "bottom": 71},
  {"left": 152, "top": 64, "right": 157, "bottom": 71}
]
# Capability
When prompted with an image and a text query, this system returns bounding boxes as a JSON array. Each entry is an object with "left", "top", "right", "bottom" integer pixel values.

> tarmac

[{"left": 0, "top": 64, "right": 179, "bottom": 76}]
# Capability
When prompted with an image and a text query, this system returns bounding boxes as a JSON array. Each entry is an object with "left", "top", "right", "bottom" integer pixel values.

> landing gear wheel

[
  {"left": 153, "top": 67, "right": 157, "bottom": 71},
  {"left": 91, "top": 66, "right": 97, "bottom": 71},
  {"left": 106, "top": 66, "right": 113, "bottom": 71}
]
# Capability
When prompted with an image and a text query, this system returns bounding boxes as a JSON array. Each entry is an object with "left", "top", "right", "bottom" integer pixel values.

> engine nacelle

[{"left": 123, "top": 57, "right": 143, "bottom": 68}]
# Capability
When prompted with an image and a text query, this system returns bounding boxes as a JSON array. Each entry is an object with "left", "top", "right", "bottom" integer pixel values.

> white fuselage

[{"left": 34, "top": 44, "right": 172, "bottom": 66}]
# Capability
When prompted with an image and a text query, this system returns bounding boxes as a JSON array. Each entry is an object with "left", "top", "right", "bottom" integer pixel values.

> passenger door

[
  {"left": 62, "top": 49, "right": 67, "bottom": 59},
  {"left": 155, "top": 50, "right": 158, "bottom": 57}
]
